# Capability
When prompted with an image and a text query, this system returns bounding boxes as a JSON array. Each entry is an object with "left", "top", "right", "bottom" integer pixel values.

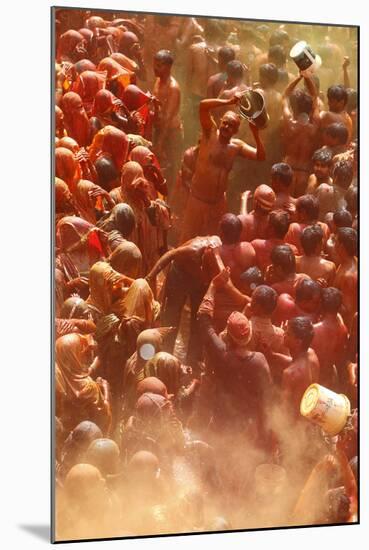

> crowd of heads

[{"left": 54, "top": 9, "right": 358, "bottom": 542}]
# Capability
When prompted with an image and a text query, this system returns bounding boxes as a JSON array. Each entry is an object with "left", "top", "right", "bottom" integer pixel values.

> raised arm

[
  {"left": 303, "top": 74, "right": 320, "bottom": 124},
  {"left": 342, "top": 57, "right": 351, "bottom": 89},
  {"left": 236, "top": 122, "right": 265, "bottom": 161},
  {"left": 282, "top": 74, "right": 303, "bottom": 120},
  {"left": 199, "top": 96, "right": 240, "bottom": 133}
]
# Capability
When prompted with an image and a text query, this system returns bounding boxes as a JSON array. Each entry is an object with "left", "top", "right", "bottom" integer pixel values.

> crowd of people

[{"left": 53, "top": 8, "right": 358, "bottom": 541}]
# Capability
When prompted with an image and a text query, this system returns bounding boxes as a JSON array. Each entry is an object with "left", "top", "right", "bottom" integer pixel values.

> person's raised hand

[{"left": 343, "top": 56, "right": 350, "bottom": 69}]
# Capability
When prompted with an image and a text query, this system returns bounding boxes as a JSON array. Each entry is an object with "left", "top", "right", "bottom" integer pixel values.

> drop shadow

[{"left": 18, "top": 524, "right": 50, "bottom": 542}]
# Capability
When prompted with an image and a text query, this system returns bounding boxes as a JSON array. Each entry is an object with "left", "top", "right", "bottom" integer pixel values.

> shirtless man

[
  {"left": 312, "top": 287, "right": 348, "bottom": 389},
  {"left": 193, "top": 214, "right": 255, "bottom": 330},
  {"left": 326, "top": 209, "right": 353, "bottom": 266},
  {"left": 272, "top": 278, "right": 321, "bottom": 327},
  {"left": 314, "top": 159, "right": 353, "bottom": 222},
  {"left": 186, "top": 20, "right": 225, "bottom": 143},
  {"left": 216, "top": 60, "right": 249, "bottom": 122},
  {"left": 268, "top": 45, "right": 295, "bottom": 92},
  {"left": 145, "top": 234, "right": 221, "bottom": 365},
  {"left": 212, "top": 213, "right": 256, "bottom": 289},
  {"left": 238, "top": 184, "right": 276, "bottom": 243},
  {"left": 180, "top": 95, "right": 265, "bottom": 243},
  {"left": 270, "top": 162, "right": 296, "bottom": 217},
  {"left": 152, "top": 49, "right": 183, "bottom": 193},
  {"left": 320, "top": 85, "right": 352, "bottom": 145},
  {"left": 247, "top": 285, "right": 286, "bottom": 354},
  {"left": 280, "top": 317, "right": 320, "bottom": 417},
  {"left": 322, "top": 122, "right": 349, "bottom": 159},
  {"left": 206, "top": 46, "right": 236, "bottom": 98},
  {"left": 265, "top": 244, "right": 309, "bottom": 297},
  {"left": 333, "top": 227, "right": 358, "bottom": 328},
  {"left": 256, "top": 64, "right": 283, "bottom": 165},
  {"left": 297, "top": 225, "right": 336, "bottom": 285},
  {"left": 284, "top": 195, "right": 330, "bottom": 254},
  {"left": 281, "top": 73, "right": 320, "bottom": 196},
  {"left": 251, "top": 209, "right": 298, "bottom": 273},
  {"left": 306, "top": 147, "right": 333, "bottom": 195}
]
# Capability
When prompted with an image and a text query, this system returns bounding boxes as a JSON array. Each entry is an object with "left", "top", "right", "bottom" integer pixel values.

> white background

[{"left": 1, "top": 0, "right": 367, "bottom": 548}]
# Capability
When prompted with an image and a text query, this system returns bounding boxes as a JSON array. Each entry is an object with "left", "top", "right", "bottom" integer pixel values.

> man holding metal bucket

[{"left": 180, "top": 92, "right": 265, "bottom": 243}]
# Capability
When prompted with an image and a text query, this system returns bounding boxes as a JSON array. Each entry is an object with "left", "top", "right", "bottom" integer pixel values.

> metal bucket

[
  {"left": 300, "top": 383, "right": 351, "bottom": 436},
  {"left": 238, "top": 90, "right": 269, "bottom": 129},
  {"left": 290, "top": 41, "right": 322, "bottom": 75}
]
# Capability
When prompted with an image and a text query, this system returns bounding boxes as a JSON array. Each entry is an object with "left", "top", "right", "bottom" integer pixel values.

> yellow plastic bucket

[{"left": 300, "top": 384, "right": 351, "bottom": 436}]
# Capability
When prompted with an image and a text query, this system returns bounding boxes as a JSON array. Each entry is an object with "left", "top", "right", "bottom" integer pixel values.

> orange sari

[
  {"left": 88, "top": 125, "right": 129, "bottom": 171},
  {"left": 72, "top": 70, "right": 106, "bottom": 116},
  {"left": 61, "top": 92, "right": 91, "bottom": 147},
  {"left": 55, "top": 147, "right": 81, "bottom": 194},
  {"left": 55, "top": 333, "right": 110, "bottom": 432}
]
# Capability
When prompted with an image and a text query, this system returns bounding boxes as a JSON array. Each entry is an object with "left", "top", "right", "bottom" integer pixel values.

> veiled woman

[
  {"left": 60, "top": 92, "right": 91, "bottom": 147},
  {"left": 56, "top": 217, "right": 108, "bottom": 298},
  {"left": 72, "top": 69, "right": 106, "bottom": 116},
  {"left": 55, "top": 333, "right": 112, "bottom": 434},
  {"left": 88, "top": 125, "right": 129, "bottom": 172}
]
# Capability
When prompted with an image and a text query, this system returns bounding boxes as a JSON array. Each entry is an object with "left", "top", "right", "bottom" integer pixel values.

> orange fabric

[
  {"left": 72, "top": 70, "right": 106, "bottom": 116},
  {"left": 61, "top": 92, "right": 90, "bottom": 147},
  {"left": 55, "top": 147, "right": 80, "bottom": 193},
  {"left": 88, "top": 125, "right": 129, "bottom": 170}
]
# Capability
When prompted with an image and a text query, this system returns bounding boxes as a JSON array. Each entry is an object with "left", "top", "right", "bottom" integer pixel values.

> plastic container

[
  {"left": 238, "top": 90, "right": 269, "bottom": 129},
  {"left": 300, "top": 384, "right": 351, "bottom": 436},
  {"left": 290, "top": 41, "right": 322, "bottom": 76}
]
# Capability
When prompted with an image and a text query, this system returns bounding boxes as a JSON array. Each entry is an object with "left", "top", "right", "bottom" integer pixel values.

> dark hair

[
  {"left": 218, "top": 46, "right": 236, "bottom": 66},
  {"left": 333, "top": 209, "right": 352, "bottom": 228},
  {"left": 271, "top": 162, "right": 293, "bottom": 186},
  {"left": 312, "top": 147, "right": 333, "bottom": 165},
  {"left": 251, "top": 285, "right": 278, "bottom": 314},
  {"left": 271, "top": 244, "right": 296, "bottom": 274},
  {"left": 269, "top": 210, "right": 290, "bottom": 239},
  {"left": 95, "top": 156, "right": 119, "bottom": 190},
  {"left": 288, "top": 316, "right": 314, "bottom": 349},
  {"left": 337, "top": 227, "right": 357, "bottom": 257},
  {"left": 321, "top": 287, "right": 343, "bottom": 314},
  {"left": 325, "top": 123, "right": 349, "bottom": 145},
  {"left": 300, "top": 224, "right": 323, "bottom": 255},
  {"left": 345, "top": 186, "right": 357, "bottom": 215},
  {"left": 290, "top": 89, "right": 313, "bottom": 116},
  {"left": 327, "top": 84, "right": 348, "bottom": 106},
  {"left": 268, "top": 44, "right": 286, "bottom": 66},
  {"left": 219, "top": 213, "right": 242, "bottom": 244},
  {"left": 295, "top": 279, "right": 321, "bottom": 304},
  {"left": 226, "top": 60, "right": 244, "bottom": 80},
  {"left": 240, "top": 266, "right": 264, "bottom": 288},
  {"left": 259, "top": 63, "right": 279, "bottom": 86},
  {"left": 269, "top": 29, "right": 289, "bottom": 47},
  {"left": 333, "top": 160, "right": 354, "bottom": 190},
  {"left": 296, "top": 195, "right": 319, "bottom": 221},
  {"left": 154, "top": 49, "right": 174, "bottom": 66}
]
